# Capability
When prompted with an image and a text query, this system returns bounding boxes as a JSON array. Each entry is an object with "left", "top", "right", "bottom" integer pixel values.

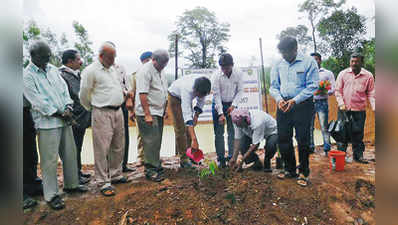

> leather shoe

[
  {"left": 64, "top": 185, "right": 89, "bottom": 193},
  {"left": 80, "top": 172, "right": 91, "bottom": 178},
  {"left": 47, "top": 195, "right": 65, "bottom": 210}
]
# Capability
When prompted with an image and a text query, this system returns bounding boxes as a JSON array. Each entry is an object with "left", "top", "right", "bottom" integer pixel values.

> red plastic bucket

[{"left": 328, "top": 150, "right": 346, "bottom": 171}]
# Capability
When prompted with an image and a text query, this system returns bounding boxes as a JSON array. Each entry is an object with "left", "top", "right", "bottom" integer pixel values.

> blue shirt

[
  {"left": 269, "top": 54, "right": 319, "bottom": 104},
  {"left": 23, "top": 62, "right": 73, "bottom": 129}
]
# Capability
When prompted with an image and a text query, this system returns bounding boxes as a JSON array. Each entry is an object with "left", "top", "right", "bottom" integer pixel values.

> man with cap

[
  {"left": 228, "top": 109, "right": 278, "bottom": 172},
  {"left": 212, "top": 53, "right": 244, "bottom": 168},
  {"left": 126, "top": 51, "right": 152, "bottom": 167},
  {"left": 309, "top": 52, "right": 335, "bottom": 156},
  {"left": 335, "top": 52, "right": 375, "bottom": 164}
]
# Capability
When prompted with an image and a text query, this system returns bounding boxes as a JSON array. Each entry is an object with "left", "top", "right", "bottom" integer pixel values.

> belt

[
  {"left": 314, "top": 98, "right": 327, "bottom": 102},
  {"left": 103, "top": 105, "right": 121, "bottom": 110},
  {"left": 282, "top": 96, "right": 313, "bottom": 104}
]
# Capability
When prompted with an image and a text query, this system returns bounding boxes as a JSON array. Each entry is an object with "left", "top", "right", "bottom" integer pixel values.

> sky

[{"left": 23, "top": 0, "right": 375, "bottom": 75}]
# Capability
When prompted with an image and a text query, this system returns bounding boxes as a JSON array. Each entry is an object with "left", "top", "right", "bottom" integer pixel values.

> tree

[
  {"left": 277, "top": 25, "right": 312, "bottom": 53},
  {"left": 23, "top": 20, "right": 41, "bottom": 67},
  {"left": 361, "top": 38, "right": 375, "bottom": 74},
  {"left": 73, "top": 21, "right": 94, "bottom": 69},
  {"left": 168, "top": 7, "right": 230, "bottom": 68},
  {"left": 298, "top": 0, "right": 345, "bottom": 53},
  {"left": 318, "top": 7, "right": 366, "bottom": 72}
]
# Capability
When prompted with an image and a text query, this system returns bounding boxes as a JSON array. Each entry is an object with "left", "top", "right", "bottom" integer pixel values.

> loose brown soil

[{"left": 24, "top": 144, "right": 375, "bottom": 225}]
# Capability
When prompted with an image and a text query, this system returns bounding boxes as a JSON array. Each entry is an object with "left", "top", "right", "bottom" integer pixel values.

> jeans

[
  {"left": 310, "top": 99, "right": 331, "bottom": 152},
  {"left": 212, "top": 101, "right": 235, "bottom": 163},
  {"left": 336, "top": 110, "right": 366, "bottom": 159},
  {"left": 277, "top": 97, "right": 313, "bottom": 177}
]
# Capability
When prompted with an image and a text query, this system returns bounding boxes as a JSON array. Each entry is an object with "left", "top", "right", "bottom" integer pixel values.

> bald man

[{"left": 80, "top": 42, "right": 130, "bottom": 197}]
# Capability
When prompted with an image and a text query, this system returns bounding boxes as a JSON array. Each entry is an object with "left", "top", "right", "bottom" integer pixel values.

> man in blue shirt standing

[{"left": 270, "top": 37, "right": 319, "bottom": 187}]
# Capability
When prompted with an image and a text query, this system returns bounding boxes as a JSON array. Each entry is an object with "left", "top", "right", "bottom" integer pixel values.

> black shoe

[
  {"left": 79, "top": 176, "right": 90, "bottom": 185},
  {"left": 155, "top": 166, "right": 165, "bottom": 174},
  {"left": 145, "top": 168, "right": 164, "bottom": 182},
  {"left": 80, "top": 172, "right": 91, "bottom": 178},
  {"left": 47, "top": 195, "right": 65, "bottom": 210},
  {"left": 263, "top": 159, "right": 272, "bottom": 173},
  {"left": 63, "top": 185, "right": 89, "bottom": 193},
  {"left": 23, "top": 195, "right": 37, "bottom": 209},
  {"left": 111, "top": 177, "right": 131, "bottom": 184},
  {"left": 122, "top": 166, "right": 136, "bottom": 173},
  {"left": 308, "top": 148, "right": 315, "bottom": 154},
  {"left": 354, "top": 156, "right": 368, "bottom": 164},
  {"left": 218, "top": 160, "right": 227, "bottom": 168}
]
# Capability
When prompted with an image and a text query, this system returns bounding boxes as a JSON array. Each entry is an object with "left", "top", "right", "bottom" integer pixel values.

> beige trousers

[{"left": 92, "top": 107, "right": 125, "bottom": 189}]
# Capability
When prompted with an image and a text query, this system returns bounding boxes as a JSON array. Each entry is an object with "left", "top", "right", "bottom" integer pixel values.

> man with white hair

[
  {"left": 135, "top": 49, "right": 169, "bottom": 182},
  {"left": 80, "top": 42, "right": 130, "bottom": 197}
]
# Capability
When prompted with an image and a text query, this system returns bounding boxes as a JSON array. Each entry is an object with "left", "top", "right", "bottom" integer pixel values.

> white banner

[{"left": 182, "top": 67, "right": 263, "bottom": 122}]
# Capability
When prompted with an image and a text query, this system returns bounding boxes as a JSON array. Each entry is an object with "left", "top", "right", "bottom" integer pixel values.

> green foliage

[
  {"left": 168, "top": 6, "right": 230, "bottom": 69},
  {"left": 361, "top": 38, "right": 375, "bottom": 74},
  {"left": 73, "top": 21, "right": 94, "bottom": 69},
  {"left": 298, "top": 0, "right": 346, "bottom": 53},
  {"left": 199, "top": 160, "right": 219, "bottom": 179},
  {"left": 318, "top": 7, "right": 366, "bottom": 68}
]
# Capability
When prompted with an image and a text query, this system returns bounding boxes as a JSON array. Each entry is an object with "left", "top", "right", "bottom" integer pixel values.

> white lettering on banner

[{"left": 184, "top": 67, "right": 263, "bottom": 122}]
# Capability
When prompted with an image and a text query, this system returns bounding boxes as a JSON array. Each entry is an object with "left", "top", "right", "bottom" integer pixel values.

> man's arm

[
  {"left": 366, "top": 74, "right": 376, "bottom": 111},
  {"left": 269, "top": 64, "right": 283, "bottom": 104},
  {"left": 79, "top": 69, "right": 94, "bottom": 111},
  {"left": 334, "top": 71, "right": 345, "bottom": 109},
  {"left": 139, "top": 93, "right": 153, "bottom": 125},
  {"left": 212, "top": 75, "right": 224, "bottom": 116},
  {"left": 328, "top": 70, "right": 336, "bottom": 95},
  {"left": 231, "top": 71, "right": 244, "bottom": 109}
]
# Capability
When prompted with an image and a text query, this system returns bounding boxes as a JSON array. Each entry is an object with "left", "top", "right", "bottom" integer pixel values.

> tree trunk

[{"left": 310, "top": 12, "right": 317, "bottom": 53}]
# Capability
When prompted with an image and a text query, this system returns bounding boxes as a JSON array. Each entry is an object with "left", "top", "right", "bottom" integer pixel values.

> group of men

[{"left": 23, "top": 36, "right": 374, "bottom": 210}]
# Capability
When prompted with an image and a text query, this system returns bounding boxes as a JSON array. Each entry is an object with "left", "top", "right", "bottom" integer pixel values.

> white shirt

[
  {"left": 234, "top": 110, "right": 277, "bottom": 145},
  {"left": 79, "top": 61, "right": 124, "bottom": 110},
  {"left": 212, "top": 68, "right": 244, "bottom": 115},
  {"left": 168, "top": 74, "right": 207, "bottom": 124},
  {"left": 114, "top": 64, "right": 130, "bottom": 95},
  {"left": 135, "top": 61, "right": 168, "bottom": 117}
]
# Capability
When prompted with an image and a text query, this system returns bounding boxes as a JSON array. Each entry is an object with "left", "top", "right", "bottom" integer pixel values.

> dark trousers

[
  {"left": 240, "top": 134, "right": 279, "bottom": 162},
  {"left": 72, "top": 125, "right": 87, "bottom": 175},
  {"left": 121, "top": 103, "right": 130, "bottom": 168},
  {"left": 336, "top": 110, "right": 366, "bottom": 159},
  {"left": 277, "top": 98, "right": 314, "bottom": 177},
  {"left": 212, "top": 101, "right": 235, "bottom": 162},
  {"left": 23, "top": 107, "right": 41, "bottom": 195}
]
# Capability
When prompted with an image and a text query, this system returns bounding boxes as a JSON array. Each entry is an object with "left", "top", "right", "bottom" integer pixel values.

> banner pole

[{"left": 259, "top": 37, "right": 269, "bottom": 113}]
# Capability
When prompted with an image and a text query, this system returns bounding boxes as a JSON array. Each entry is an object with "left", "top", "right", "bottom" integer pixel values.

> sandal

[
  {"left": 111, "top": 177, "right": 130, "bottom": 184},
  {"left": 297, "top": 174, "right": 309, "bottom": 187},
  {"left": 277, "top": 171, "right": 298, "bottom": 180},
  {"left": 100, "top": 186, "right": 115, "bottom": 197},
  {"left": 23, "top": 196, "right": 37, "bottom": 209}
]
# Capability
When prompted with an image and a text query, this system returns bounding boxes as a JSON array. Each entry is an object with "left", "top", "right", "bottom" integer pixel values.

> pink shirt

[{"left": 335, "top": 68, "right": 375, "bottom": 111}]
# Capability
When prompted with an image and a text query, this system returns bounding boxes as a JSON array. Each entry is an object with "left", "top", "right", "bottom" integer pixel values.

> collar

[
  {"left": 60, "top": 65, "right": 80, "bottom": 77},
  {"left": 295, "top": 54, "right": 304, "bottom": 62},
  {"left": 221, "top": 69, "right": 235, "bottom": 78},
  {"left": 97, "top": 60, "right": 113, "bottom": 72},
  {"left": 29, "top": 61, "right": 50, "bottom": 74},
  {"left": 348, "top": 67, "right": 365, "bottom": 77}
]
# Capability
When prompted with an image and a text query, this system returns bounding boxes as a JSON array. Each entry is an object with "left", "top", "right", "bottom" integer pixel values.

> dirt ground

[{"left": 23, "top": 143, "right": 375, "bottom": 225}]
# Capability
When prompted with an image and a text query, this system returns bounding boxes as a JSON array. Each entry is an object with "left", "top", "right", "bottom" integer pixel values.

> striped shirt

[
  {"left": 212, "top": 68, "right": 244, "bottom": 115},
  {"left": 23, "top": 62, "right": 73, "bottom": 129}
]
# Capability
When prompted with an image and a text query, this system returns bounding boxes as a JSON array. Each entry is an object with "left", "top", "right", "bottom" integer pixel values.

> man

[
  {"left": 23, "top": 95, "right": 42, "bottom": 209},
  {"left": 126, "top": 51, "right": 152, "bottom": 167},
  {"left": 168, "top": 75, "right": 212, "bottom": 168},
  {"left": 80, "top": 42, "right": 130, "bottom": 197},
  {"left": 24, "top": 40, "right": 88, "bottom": 210},
  {"left": 60, "top": 49, "right": 91, "bottom": 184},
  {"left": 269, "top": 37, "right": 319, "bottom": 187},
  {"left": 228, "top": 109, "right": 278, "bottom": 173},
  {"left": 114, "top": 63, "right": 135, "bottom": 173},
  {"left": 135, "top": 49, "right": 169, "bottom": 181},
  {"left": 212, "top": 53, "right": 244, "bottom": 168},
  {"left": 335, "top": 52, "right": 375, "bottom": 164},
  {"left": 309, "top": 52, "right": 335, "bottom": 156}
]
